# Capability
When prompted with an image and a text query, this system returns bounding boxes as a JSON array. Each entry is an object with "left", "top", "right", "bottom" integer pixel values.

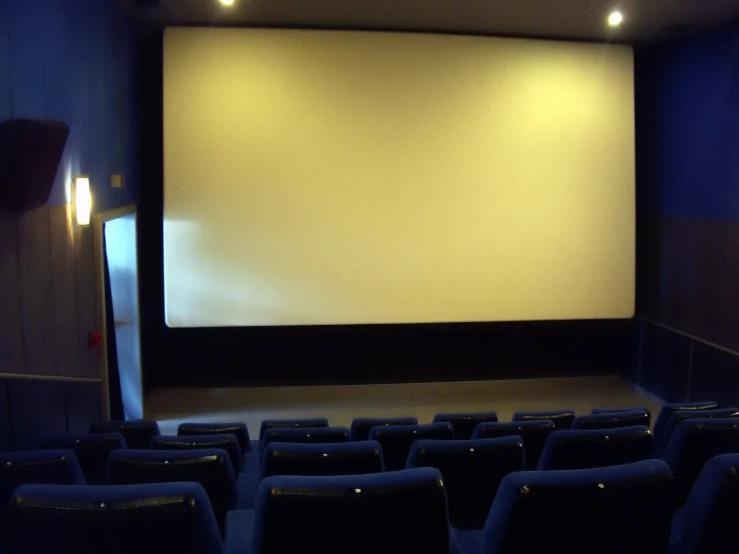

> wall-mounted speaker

[{"left": 0, "top": 119, "right": 70, "bottom": 212}]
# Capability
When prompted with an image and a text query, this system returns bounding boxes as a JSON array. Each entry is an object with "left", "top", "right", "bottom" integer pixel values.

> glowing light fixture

[
  {"left": 219, "top": 0, "right": 235, "bottom": 6},
  {"left": 74, "top": 176, "right": 92, "bottom": 226},
  {"left": 608, "top": 11, "right": 624, "bottom": 27}
]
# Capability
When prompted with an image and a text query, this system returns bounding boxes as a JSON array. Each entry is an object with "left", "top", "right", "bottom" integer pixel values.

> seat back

[
  {"left": 512, "top": 410, "right": 575, "bottom": 430},
  {"left": 151, "top": 434, "right": 243, "bottom": 475},
  {"left": 653, "top": 401, "right": 718, "bottom": 438},
  {"left": 663, "top": 418, "right": 739, "bottom": 507},
  {"left": 653, "top": 407, "right": 739, "bottom": 456},
  {"left": 407, "top": 436, "right": 524, "bottom": 530},
  {"left": 350, "top": 417, "right": 418, "bottom": 442},
  {"left": 472, "top": 420, "right": 555, "bottom": 470},
  {"left": 259, "top": 418, "right": 329, "bottom": 445},
  {"left": 8, "top": 482, "right": 223, "bottom": 554},
  {"left": 37, "top": 433, "right": 127, "bottom": 484},
  {"left": 591, "top": 407, "right": 651, "bottom": 426},
  {"left": 262, "top": 441, "right": 384, "bottom": 478},
  {"left": 538, "top": 426, "right": 653, "bottom": 470},
  {"left": 433, "top": 412, "right": 498, "bottom": 440},
  {"left": 483, "top": 460, "right": 673, "bottom": 554},
  {"left": 571, "top": 410, "right": 650, "bottom": 430},
  {"left": 106, "top": 449, "right": 236, "bottom": 535},
  {"left": 253, "top": 468, "right": 451, "bottom": 554},
  {"left": 261, "top": 426, "right": 350, "bottom": 450},
  {"left": 368, "top": 423, "right": 454, "bottom": 471},
  {"left": 0, "top": 450, "right": 85, "bottom": 549},
  {"left": 676, "top": 454, "right": 739, "bottom": 554},
  {"left": 178, "top": 422, "right": 251, "bottom": 453},
  {"left": 89, "top": 420, "right": 160, "bottom": 450}
]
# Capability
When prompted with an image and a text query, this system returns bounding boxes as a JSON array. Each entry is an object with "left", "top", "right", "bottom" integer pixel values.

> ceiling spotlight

[
  {"left": 219, "top": 0, "right": 235, "bottom": 5},
  {"left": 608, "top": 11, "right": 624, "bottom": 27}
]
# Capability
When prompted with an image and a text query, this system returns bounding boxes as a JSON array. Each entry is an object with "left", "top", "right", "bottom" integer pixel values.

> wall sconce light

[{"left": 73, "top": 175, "right": 92, "bottom": 226}]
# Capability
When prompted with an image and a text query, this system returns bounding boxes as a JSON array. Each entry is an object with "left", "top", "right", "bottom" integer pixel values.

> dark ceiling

[{"left": 122, "top": 0, "right": 739, "bottom": 43}]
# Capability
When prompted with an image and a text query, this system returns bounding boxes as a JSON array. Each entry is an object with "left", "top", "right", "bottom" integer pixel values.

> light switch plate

[{"left": 111, "top": 174, "right": 125, "bottom": 188}]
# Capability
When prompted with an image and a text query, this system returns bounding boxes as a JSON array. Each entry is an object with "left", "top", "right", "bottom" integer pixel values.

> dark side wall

[
  {"left": 634, "top": 24, "right": 739, "bottom": 405},
  {"left": 0, "top": 0, "right": 139, "bottom": 448}
]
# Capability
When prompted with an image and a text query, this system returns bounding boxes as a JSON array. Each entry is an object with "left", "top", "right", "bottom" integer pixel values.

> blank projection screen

[{"left": 163, "top": 28, "right": 635, "bottom": 327}]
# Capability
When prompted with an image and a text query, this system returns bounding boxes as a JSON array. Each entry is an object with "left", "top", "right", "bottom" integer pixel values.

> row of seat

[{"left": 6, "top": 452, "right": 739, "bottom": 554}]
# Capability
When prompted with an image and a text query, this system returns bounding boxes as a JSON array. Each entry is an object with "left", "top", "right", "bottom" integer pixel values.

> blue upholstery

[
  {"left": 37, "top": 433, "right": 127, "bottom": 485},
  {"left": 672, "top": 454, "right": 739, "bottom": 554},
  {"left": 179, "top": 422, "right": 251, "bottom": 453},
  {"left": 261, "top": 426, "right": 350, "bottom": 449},
  {"left": 653, "top": 407, "right": 739, "bottom": 457},
  {"left": 572, "top": 410, "right": 650, "bottom": 430},
  {"left": 591, "top": 407, "right": 651, "bottom": 425},
  {"left": 537, "top": 425, "right": 653, "bottom": 470},
  {"left": 433, "top": 412, "right": 498, "bottom": 440},
  {"left": 89, "top": 420, "right": 160, "bottom": 450},
  {"left": 663, "top": 418, "right": 739, "bottom": 507},
  {"left": 369, "top": 423, "right": 454, "bottom": 470},
  {"left": 472, "top": 420, "right": 555, "bottom": 470},
  {"left": 151, "top": 434, "right": 243, "bottom": 475},
  {"left": 8, "top": 482, "right": 224, "bottom": 554},
  {"left": 258, "top": 418, "right": 329, "bottom": 444},
  {"left": 350, "top": 417, "right": 418, "bottom": 442},
  {"left": 247, "top": 468, "right": 459, "bottom": 554},
  {"left": 653, "top": 402, "right": 718, "bottom": 439},
  {"left": 512, "top": 410, "right": 575, "bottom": 430},
  {"left": 107, "top": 449, "right": 237, "bottom": 536},
  {"left": 0, "top": 450, "right": 85, "bottom": 550},
  {"left": 407, "top": 436, "right": 524, "bottom": 530},
  {"left": 481, "top": 460, "right": 673, "bottom": 554}
]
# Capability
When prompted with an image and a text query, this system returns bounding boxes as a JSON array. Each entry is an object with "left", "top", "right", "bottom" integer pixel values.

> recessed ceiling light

[
  {"left": 608, "top": 11, "right": 624, "bottom": 27},
  {"left": 219, "top": 0, "right": 235, "bottom": 6}
]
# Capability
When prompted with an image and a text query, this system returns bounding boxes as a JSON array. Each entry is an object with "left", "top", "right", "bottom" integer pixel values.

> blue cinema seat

[
  {"left": 591, "top": 407, "right": 651, "bottom": 426},
  {"left": 151, "top": 434, "right": 243, "bottom": 475},
  {"left": 261, "top": 426, "right": 350, "bottom": 449},
  {"left": 258, "top": 418, "right": 329, "bottom": 449},
  {"left": 179, "top": 422, "right": 251, "bottom": 453},
  {"left": 37, "top": 432, "right": 127, "bottom": 485},
  {"left": 368, "top": 422, "right": 454, "bottom": 471},
  {"left": 350, "top": 417, "right": 418, "bottom": 442},
  {"left": 107, "top": 449, "right": 236, "bottom": 536},
  {"left": 671, "top": 453, "right": 739, "bottom": 554},
  {"left": 652, "top": 401, "right": 718, "bottom": 439},
  {"left": 89, "top": 420, "right": 161, "bottom": 450},
  {"left": 571, "top": 409, "right": 650, "bottom": 430},
  {"left": 663, "top": 418, "right": 739, "bottom": 507},
  {"left": 457, "top": 459, "right": 673, "bottom": 554},
  {"left": 652, "top": 407, "right": 739, "bottom": 457},
  {"left": 512, "top": 410, "right": 575, "bottom": 430},
  {"left": 537, "top": 425, "right": 653, "bottom": 470},
  {"left": 226, "top": 468, "right": 460, "bottom": 554},
  {"left": 472, "top": 420, "right": 556, "bottom": 470},
  {"left": 0, "top": 450, "right": 85, "bottom": 550},
  {"left": 433, "top": 412, "right": 498, "bottom": 440},
  {"left": 407, "top": 436, "right": 524, "bottom": 530},
  {"left": 8, "top": 482, "right": 224, "bottom": 554}
]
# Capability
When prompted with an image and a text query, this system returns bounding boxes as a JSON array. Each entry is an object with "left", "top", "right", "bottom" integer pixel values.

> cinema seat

[
  {"left": 671, "top": 454, "right": 739, "bottom": 554},
  {"left": 571, "top": 410, "right": 650, "bottom": 430},
  {"left": 433, "top": 412, "right": 498, "bottom": 440},
  {"left": 350, "top": 417, "right": 418, "bottom": 442},
  {"left": 652, "top": 408, "right": 739, "bottom": 457},
  {"left": 237, "top": 441, "right": 385, "bottom": 509},
  {"left": 179, "top": 422, "right": 251, "bottom": 453},
  {"left": 467, "top": 460, "right": 673, "bottom": 554},
  {"left": 0, "top": 450, "right": 85, "bottom": 550},
  {"left": 369, "top": 423, "right": 454, "bottom": 471},
  {"left": 663, "top": 418, "right": 739, "bottom": 507},
  {"left": 258, "top": 418, "right": 329, "bottom": 449},
  {"left": 406, "top": 436, "right": 524, "bottom": 530},
  {"left": 261, "top": 426, "right": 350, "bottom": 449},
  {"left": 537, "top": 426, "right": 653, "bottom": 470},
  {"left": 89, "top": 420, "right": 161, "bottom": 450},
  {"left": 8, "top": 482, "right": 223, "bottom": 554},
  {"left": 37, "top": 433, "right": 127, "bottom": 485},
  {"left": 151, "top": 434, "right": 243, "bottom": 475},
  {"left": 591, "top": 407, "right": 651, "bottom": 426},
  {"left": 652, "top": 401, "right": 718, "bottom": 439},
  {"left": 107, "top": 449, "right": 236, "bottom": 536},
  {"left": 226, "top": 468, "right": 460, "bottom": 554},
  {"left": 472, "top": 420, "right": 556, "bottom": 470},
  {"left": 512, "top": 410, "right": 575, "bottom": 430}
]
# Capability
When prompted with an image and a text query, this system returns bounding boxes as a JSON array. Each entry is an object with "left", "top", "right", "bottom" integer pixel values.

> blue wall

[{"left": 0, "top": 0, "right": 139, "bottom": 211}]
